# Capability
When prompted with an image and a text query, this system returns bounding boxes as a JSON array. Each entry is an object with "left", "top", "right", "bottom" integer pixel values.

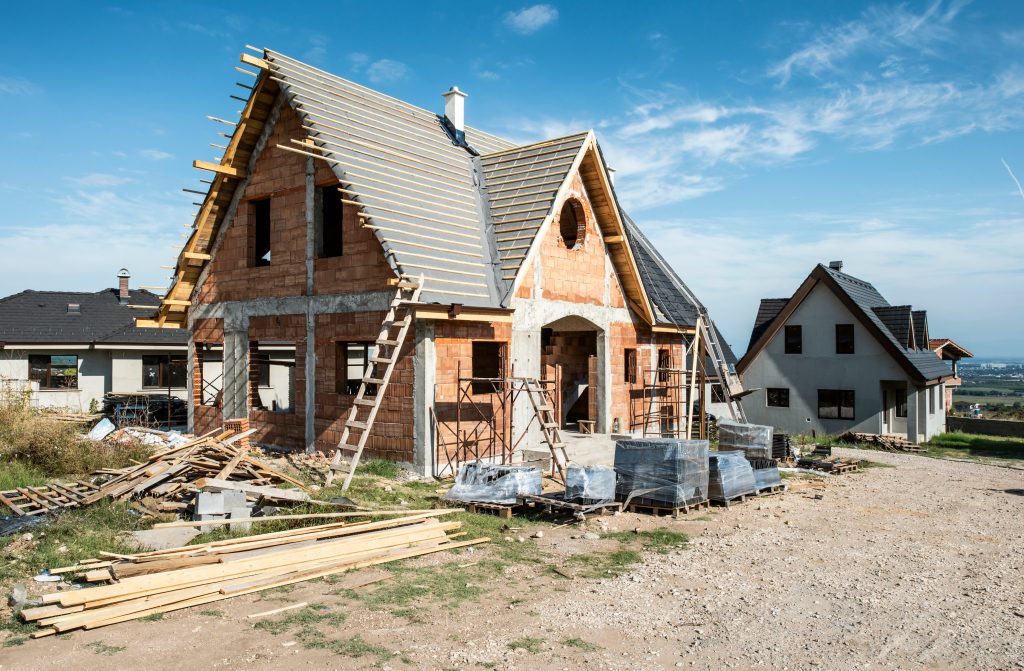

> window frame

[
  {"left": 558, "top": 199, "right": 586, "bottom": 250},
  {"left": 141, "top": 354, "right": 187, "bottom": 389},
  {"left": 766, "top": 387, "right": 790, "bottom": 408},
  {"left": 895, "top": 389, "right": 908, "bottom": 418},
  {"left": 817, "top": 389, "right": 855, "bottom": 420},
  {"left": 835, "top": 323, "right": 855, "bottom": 354},
  {"left": 784, "top": 324, "right": 802, "bottom": 354},
  {"left": 624, "top": 348, "right": 637, "bottom": 385},
  {"left": 28, "top": 354, "right": 79, "bottom": 390},
  {"left": 657, "top": 349, "right": 670, "bottom": 383},
  {"left": 336, "top": 341, "right": 377, "bottom": 396}
]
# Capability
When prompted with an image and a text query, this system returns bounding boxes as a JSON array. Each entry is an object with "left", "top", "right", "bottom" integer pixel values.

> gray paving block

[
  {"left": 228, "top": 507, "right": 253, "bottom": 533},
  {"left": 195, "top": 492, "right": 225, "bottom": 515}
]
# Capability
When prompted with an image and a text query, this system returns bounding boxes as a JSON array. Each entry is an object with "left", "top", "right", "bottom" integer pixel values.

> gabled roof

[
  {"left": 748, "top": 298, "right": 789, "bottom": 352},
  {"left": 149, "top": 48, "right": 692, "bottom": 329},
  {"left": 738, "top": 264, "right": 953, "bottom": 383},
  {"left": 930, "top": 338, "right": 973, "bottom": 359},
  {"left": 911, "top": 310, "right": 929, "bottom": 350},
  {"left": 0, "top": 289, "right": 186, "bottom": 346},
  {"left": 872, "top": 305, "right": 913, "bottom": 348},
  {"left": 481, "top": 132, "right": 589, "bottom": 283}
]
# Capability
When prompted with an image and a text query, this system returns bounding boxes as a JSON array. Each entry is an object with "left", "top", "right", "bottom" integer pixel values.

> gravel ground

[{"left": 4, "top": 449, "right": 1022, "bottom": 670}]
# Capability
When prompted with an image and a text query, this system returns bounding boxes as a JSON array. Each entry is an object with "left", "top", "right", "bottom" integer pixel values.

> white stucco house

[
  {"left": 0, "top": 270, "right": 189, "bottom": 412},
  {"left": 737, "top": 262, "right": 955, "bottom": 443}
]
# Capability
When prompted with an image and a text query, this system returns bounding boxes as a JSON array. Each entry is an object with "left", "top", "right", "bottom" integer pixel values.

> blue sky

[{"left": 1, "top": 1, "right": 1022, "bottom": 356}]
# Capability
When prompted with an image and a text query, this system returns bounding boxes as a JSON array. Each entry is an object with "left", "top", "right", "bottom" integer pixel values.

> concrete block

[
  {"left": 221, "top": 489, "right": 248, "bottom": 510},
  {"left": 228, "top": 507, "right": 253, "bottom": 533},
  {"left": 194, "top": 512, "right": 226, "bottom": 533},
  {"left": 195, "top": 492, "right": 225, "bottom": 515}
]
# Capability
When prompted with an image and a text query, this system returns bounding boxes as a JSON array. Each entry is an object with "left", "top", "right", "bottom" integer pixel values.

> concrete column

[
  {"left": 186, "top": 338, "right": 195, "bottom": 433},
  {"left": 510, "top": 326, "right": 541, "bottom": 453},
  {"left": 304, "top": 156, "right": 317, "bottom": 453},
  {"left": 906, "top": 385, "right": 920, "bottom": 444},
  {"left": 596, "top": 330, "right": 611, "bottom": 433},
  {"left": 222, "top": 315, "right": 250, "bottom": 422},
  {"left": 412, "top": 320, "right": 435, "bottom": 476}
]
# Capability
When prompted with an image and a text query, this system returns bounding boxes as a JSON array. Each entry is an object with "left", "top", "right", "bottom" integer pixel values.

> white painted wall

[
  {"left": 740, "top": 285, "right": 945, "bottom": 442},
  {"left": 0, "top": 347, "right": 188, "bottom": 412}
]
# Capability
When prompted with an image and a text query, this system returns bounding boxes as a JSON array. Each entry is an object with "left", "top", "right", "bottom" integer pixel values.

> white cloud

[
  {"left": 65, "top": 173, "right": 135, "bottom": 187},
  {"left": 366, "top": 59, "right": 408, "bottom": 83},
  {"left": 0, "top": 76, "right": 40, "bottom": 96},
  {"left": 504, "top": 4, "right": 558, "bottom": 35},
  {"left": 140, "top": 149, "right": 174, "bottom": 161}
]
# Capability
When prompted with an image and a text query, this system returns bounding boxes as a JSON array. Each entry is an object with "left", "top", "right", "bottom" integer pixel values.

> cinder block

[
  {"left": 195, "top": 492, "right": 225, "bottom": 515},
  {"left": 228, "top": 507, "right": 253, "bottom": 533},
  {"left": 221, "top": 489, "right": 248, "bottom": 510}
]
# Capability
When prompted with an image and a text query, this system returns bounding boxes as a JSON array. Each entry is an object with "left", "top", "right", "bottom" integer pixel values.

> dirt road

[{"left": 4, "top": 449, "right": 1022, "bottom": 670}]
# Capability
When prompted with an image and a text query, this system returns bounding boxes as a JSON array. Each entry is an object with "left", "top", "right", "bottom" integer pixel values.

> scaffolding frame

[{"left": 635, "top": 335, "right": 708, "bottom": 440}]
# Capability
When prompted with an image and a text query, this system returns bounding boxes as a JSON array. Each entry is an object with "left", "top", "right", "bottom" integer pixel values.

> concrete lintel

[{"left": 190, "top": 290, "right": 396, "bottom": 323}]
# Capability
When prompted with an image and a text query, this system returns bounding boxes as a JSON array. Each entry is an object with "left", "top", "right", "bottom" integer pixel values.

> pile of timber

[
  {"left": 840, "top": 432, "right": 923, "bottom": 452},
  {"left": 22, "top": 510, "right": 481, "bottom": 636},
  {"left": 0, "top": 428, "right": 310, "bottom": 517}
]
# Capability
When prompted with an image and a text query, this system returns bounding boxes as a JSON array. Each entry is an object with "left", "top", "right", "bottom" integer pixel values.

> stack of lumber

[
  {"left": 840, "top": 432, "right": 922, "bottom": 452},
  {"left": 0, "top": 428, "right": 310, "bottom": 517},
  {"left": 22, "top": 510, "right": 482, "bottom": 636}
]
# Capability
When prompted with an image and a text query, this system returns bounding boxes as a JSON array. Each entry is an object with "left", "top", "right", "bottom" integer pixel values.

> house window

[
  {"left": 28, "top": 355, "right": 78, "bottom": 390},
  {"left": 471, "top": 341, "right": 505, "bottom": 394},
  {"left": 336, "top": 342, "right": 377, "bottom": 396},
  {"left": 199, "top": 347, "right": 223, "bottom": 406},
  {"left": 318, "top": 185, "right": 344, "bottom": 258},
  {"left": 836, "top": 324, "right": 855, "bottom": 354},
  {"left": 624, "top": 348, "right": 637, "bottom": 384},
  {"left": 818, "top": 389, "right": 855, "bottom": 420},
  {"left": 657, "top": 349, "right": 670, "bottom": 382},
  {"left": 896, "top": 389, "right": 908, "bottom": 418},
  {"left": 711, "top": 383, "right": 725, "bottom": 403},
  {"left": 767, "top": 388, "right": 790, "bottom": 407},
  {"left": 785, "top": 325, "right": 802, "bottom": 354},
  {"left": 252, "top": 198, "right": 271, "bottom": 266},
  {"left": 142, "top": 355, "right": 187, "bottom": 388},
  {"left": 558, "top": 199, "right": 585, "bottom": 249}
]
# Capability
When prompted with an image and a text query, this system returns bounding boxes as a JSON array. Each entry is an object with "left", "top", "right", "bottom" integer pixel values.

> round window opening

[{"left": 559, "top": 199, "right": 585, "bottom": 249}]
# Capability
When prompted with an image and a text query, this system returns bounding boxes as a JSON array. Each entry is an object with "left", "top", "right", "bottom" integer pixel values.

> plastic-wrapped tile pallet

[
  {"left": 565, "top": 464, "right": 616, "bottom": 504},
  {"left": 444, "top": 462, "right": 542, "bottom": 505},
  {"left": 708, "top": 451, "right": 757, "bottom": 505},
  {"left": 613, "top": 439, "right": 710, "bottom": 513},
  {"left": 718, "top": 420, "right": 785, "bottom": 495}
]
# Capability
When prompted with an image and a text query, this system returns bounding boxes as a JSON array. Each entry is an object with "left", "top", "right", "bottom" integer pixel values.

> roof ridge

[{"left": 479, "top": 130, "right": 592, "bottom": 158}]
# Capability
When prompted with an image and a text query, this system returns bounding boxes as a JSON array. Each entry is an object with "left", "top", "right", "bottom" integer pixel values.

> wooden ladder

[
  {"left": 697, "top": 308, "right": 747, "bottom": 422},
  {"left": 517, "top": 377, "right": 570, "bottom": 483},
  {"left": 325, "top": 278, "right": 423, "bottom": 490}
]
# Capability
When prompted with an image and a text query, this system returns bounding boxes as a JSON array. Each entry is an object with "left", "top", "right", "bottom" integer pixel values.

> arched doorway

[{"left": 540, "top": 315, "right": 602, "bottom": 429}]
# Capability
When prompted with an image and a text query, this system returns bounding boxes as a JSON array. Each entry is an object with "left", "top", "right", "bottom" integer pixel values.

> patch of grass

[
  {"left": 0, "top": 461, "right": 49, "bottom": 490},
  {"left": 346, "top": 561, "right": 490, "bottom": 620},
  {"left": 0, "top": 615, "right": 36, "bottom": 637},
  {"left": 296, "top": 629, "right": 394, "bottom": 661},
  {"left": 140, "top": 612, "right": 164, "bottom": 622},
  {"left": 508, "top": 637, "right": 545, "bottom": 653},
  {"left": 253, "top": 603, "right": 347, "bottom": 635},
  {"left": 565, "top": 547, "right": 642, "bottom": 579},
  {"left": 256, "top": 584, "right": 299, "bottom": 602},
  {"left": 924, "top": 432, "right": 1024, "bottom": 462},
  {"left": 0, "top": 501, "right": 143, "bottom": 585},
  {"left": 199, "top": 609, "right": 225, "bottom": 618},
  {"left": 605, "top": 527, "right": 688, "bottom": 554},
  {"left": 3, "top": 636, "right": 27, "bottom": 647},
  {"left": 86, "top": 641, "right": 126, "bottom": 656},
  {"left": 561, "top": 637, "right": 601, "bottom": 652},
  {"left": 356, "top": 459, "right": 401, "bottom": 479}
]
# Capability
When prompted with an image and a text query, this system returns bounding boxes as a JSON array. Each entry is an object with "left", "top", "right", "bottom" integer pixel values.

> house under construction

[{"left": 141, "top": 48, "right": 743, "bottom": 483}]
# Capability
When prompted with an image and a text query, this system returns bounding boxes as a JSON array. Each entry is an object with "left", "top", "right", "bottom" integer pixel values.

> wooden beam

[
  {"left": 193, "top": 160, "right": 244, "bottom": 179},
  {"left": 161, "top": 299, "right": 192, "bottom": 307},
  {"left": 182, "top": 252, "right": 212, "bottom": 261},
  {"left": 240, "top": 53, "right": 269, "bottom": 70},
  {"left": 135, "top": 319, "right": 183, "bottom": 329},
  {"left": 604, "top": 235, "right": 623, "bottom": 244}
]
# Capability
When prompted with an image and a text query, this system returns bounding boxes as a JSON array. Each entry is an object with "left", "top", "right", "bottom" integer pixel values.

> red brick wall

[
  {"left": 542, "top": 330, "right": 597, "bottom": 422},
  {"left": 313, "top": 312, "right": 415, "bottom": 462},
  {"left": 249, "top": 315, "right": 306, "bottom": 449},
  {"left": 515, "top": 172, "right": 625, "bottom": 308},
  {"left": 312, "top": 177, "right": 394, "bottom": 294},
  {"left": 432, "top": 321, "right": 512, "bottom": 466},
  {"left": 609, "top": 323, "right": 685, "bottom": 432},
  {"left": 192, "top": 318, "right": 224, "bottom": 436}
]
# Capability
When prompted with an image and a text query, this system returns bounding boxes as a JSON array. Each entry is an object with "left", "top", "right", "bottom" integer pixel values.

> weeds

[
  {"left": 356, "top": 459, "right": 401, "bottom": 479},
  {"left": 345, "top": 561, "right": 489, "bottom": 620},
  {"left": 199, "top": 609, "right": 225, "bottom": 618},
  {"left": 86, "top": 641, "right": 126, "bottom": 656},
  {"left": 141, "top": 612, "right": 164, "bottom": 622},
  {"left": 562, "top": 637, "right": 601, "bottom": 651},
  {"left": 253, "top": 603, "right": 346, "bottom": 635},
  {"left": 605, "top": 528, "right": 688, "bottom": 554},
  {"left": 508, "top": 637, "right": 545, "bottom": 653}
]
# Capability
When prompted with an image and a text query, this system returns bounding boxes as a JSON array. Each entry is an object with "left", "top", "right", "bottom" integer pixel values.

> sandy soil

[{"left": 3, "top": 448, "right": 1022, "bottom": 671}]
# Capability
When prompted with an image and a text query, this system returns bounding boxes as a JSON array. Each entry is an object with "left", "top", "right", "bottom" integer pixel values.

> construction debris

[
  {"left": 840, "top": 432, "right": 923, "bottom": 452},
  {"left": 0, "top": 428, "right": 309, "bottom": 517},
  {"left": 21, "top": 511, "right": 483, "bottom": 636}
]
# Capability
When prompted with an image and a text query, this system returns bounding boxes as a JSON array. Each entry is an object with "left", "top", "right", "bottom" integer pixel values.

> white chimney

[{"left": 442, "top": 86, "right": 467, "bottom": 144}]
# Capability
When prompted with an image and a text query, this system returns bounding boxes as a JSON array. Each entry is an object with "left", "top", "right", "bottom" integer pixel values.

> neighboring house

[
  {"left": 139, "top": 48, "right": 732, "bottom": 475},
  {"left": 929, "top": 338, "right": 973, "bottom": 411},
  {"left": 0, "top": 270, "right": 189, "bottom": 411},
  {"left": 737, "top": 261, "right": 954, "bottom": 443}
]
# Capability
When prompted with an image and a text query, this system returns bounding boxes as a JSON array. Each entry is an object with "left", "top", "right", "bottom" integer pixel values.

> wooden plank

[
  {"left": 152, "top": 508, "right": 463, "bottom": 529},
  {"left": 246, "top": 601, "right": 308, "bottom": 619},
  {"left": 193, "top": 159, "right": 244, "bottom": 179}
]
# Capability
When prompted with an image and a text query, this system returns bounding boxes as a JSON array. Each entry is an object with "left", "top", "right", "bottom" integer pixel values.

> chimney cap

[
  {"left": 117, "top": 268, "right": 130, "bottom": 278},
  {"left": 442, "top": 86, "right": 467, "bottom": 99},
  {"left": 828, "top": 260, "right": 843, "bottom": 271}
]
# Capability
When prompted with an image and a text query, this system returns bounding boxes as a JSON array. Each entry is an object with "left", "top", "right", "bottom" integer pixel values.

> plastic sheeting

[
  {"left": 565, "top": 465, "right": 616, "bottom": 503},
  {"left": 708, "top": 451, "right": 757, "bottom": 501},
  {"left": 614, "top": 439, "right": 710, "bottom": 507},
  {"left": 444, "top": 461, "right": 542, "bottom": 504},
  {"left": 753, "top": 465, "right": 783, "bottom": 491},
  {"left": 717, "top": 420, "right": 774, "bottom": 460}
]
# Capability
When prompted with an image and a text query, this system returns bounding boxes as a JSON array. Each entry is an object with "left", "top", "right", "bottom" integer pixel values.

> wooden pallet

[
  {"left": 517, "top": 493, "right": 621, "bottom": 517},
  {"left": 797, "top": 458, "right": 860, "bottom": 474},
  {"left": 0, "top": 481, "right": 101, "bottom": 516},
  {"left": 624, "top": 498, "right": 710, "bottom": 518},
  {"left": 439, "top": 499, "right": 519, "bottom": 519},
  {"left": 710, "top": 491, "right": 754, "bottom": 508},
  {"left": 754, "top": 483, "right": 787, "bottom": 496}
]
